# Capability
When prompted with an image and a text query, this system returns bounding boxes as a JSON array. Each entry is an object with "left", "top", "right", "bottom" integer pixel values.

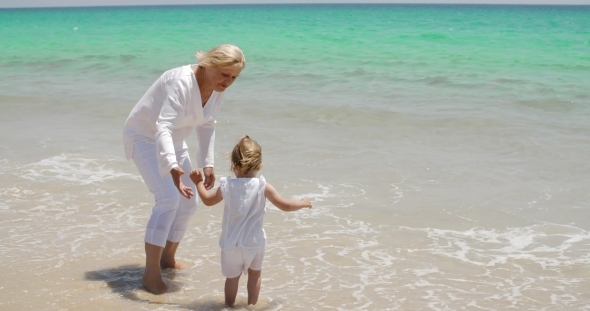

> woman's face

[{"left": 206, "top": 66, "right": 242, "bottom": 92}]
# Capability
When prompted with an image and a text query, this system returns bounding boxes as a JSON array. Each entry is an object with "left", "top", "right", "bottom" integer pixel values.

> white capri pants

[{"left": 132, "top": 139, "right": 198, "bottom": 248}]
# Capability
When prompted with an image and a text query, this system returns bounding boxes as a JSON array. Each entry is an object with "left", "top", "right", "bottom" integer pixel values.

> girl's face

[{"left": 206, "top": 67, "right": 242, "bottom": 92}]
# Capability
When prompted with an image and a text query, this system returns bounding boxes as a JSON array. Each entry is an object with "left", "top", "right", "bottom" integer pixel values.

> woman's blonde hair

[
  {"left": 196, "top": 44, "right": 246, "bottom": 69},
  {"left": 231, "top": 135, "right": 262, "bottom": 175}
]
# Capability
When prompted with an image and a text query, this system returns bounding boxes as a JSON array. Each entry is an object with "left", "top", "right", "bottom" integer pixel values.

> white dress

[{"left": 219, "top": 176, "right": 267, "bottom": 251}]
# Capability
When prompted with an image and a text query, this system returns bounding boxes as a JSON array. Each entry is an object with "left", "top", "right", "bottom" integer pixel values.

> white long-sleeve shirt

[{"left": 123, "top": 65, "right": 224, "bottom": 177}]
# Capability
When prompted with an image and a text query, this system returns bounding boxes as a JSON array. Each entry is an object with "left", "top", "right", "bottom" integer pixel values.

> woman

[{"left": 123, "top": 44, "right": 245, "bottom": 294}]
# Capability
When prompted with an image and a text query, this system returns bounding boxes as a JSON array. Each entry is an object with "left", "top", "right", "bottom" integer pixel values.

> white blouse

[
  {"left": 219, "top": 176, "right": 267, "bottom": 251},
  {"left": 123, "top": 65, "right": 224, "bottom": 177}
]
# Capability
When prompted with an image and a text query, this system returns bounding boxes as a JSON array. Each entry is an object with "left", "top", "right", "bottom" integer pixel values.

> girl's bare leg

[
  {"left": 225, "top": 275, "right": 241, "bottom": 307},
  {"left": 142, "top": 242, "right": 168, "bottom": 294},
  {"left": 247, "top": 269, "right": 262, "bottom": 305}
]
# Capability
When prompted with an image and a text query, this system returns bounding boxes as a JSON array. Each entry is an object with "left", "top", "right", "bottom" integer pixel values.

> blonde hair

[
  {"left": 196, "top": 44, "right": 246, "bottom": 69},
  {"left": 231, "top": 135, "right": 262, "bottom": 175}
]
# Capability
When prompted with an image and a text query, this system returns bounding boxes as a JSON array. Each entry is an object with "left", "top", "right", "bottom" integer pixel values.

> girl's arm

[
  {"left": 190, "top": 170, "right": 223, "bottom": 206},
  {"left": 264, "top": 182, "right": 312, "bottom": 212}
]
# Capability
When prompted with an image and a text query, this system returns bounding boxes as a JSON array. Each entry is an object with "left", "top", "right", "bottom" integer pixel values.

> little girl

[{"left": 190, "top": 135, "right": 312, "bottom": 307}]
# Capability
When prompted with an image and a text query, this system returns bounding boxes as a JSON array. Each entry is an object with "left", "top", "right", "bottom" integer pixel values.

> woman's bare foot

[
  {"left": 142, "top": 270, "right": 168, "bottom": 295},
  {"left": 160, "top": 259, "right": 185, "bottom": 270},
  {"left": 160, "top": 241, "right": 185, "bottom": 270}
]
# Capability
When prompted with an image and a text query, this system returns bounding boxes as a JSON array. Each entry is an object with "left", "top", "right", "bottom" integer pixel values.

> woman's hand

[
  {"left": 203, "top": 167, "right": 216, "bottom": 190},
  {"left": 170, "top": 167, "right": 194, "bottom": 199}
]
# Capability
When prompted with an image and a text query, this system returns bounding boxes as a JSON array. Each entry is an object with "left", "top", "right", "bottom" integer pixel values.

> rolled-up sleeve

[
  {"left": 196, "top": 118, "right": 216, "bottom": 168},
  {"left": 155, "top": 79, "right": 186, "bottom": 177}
]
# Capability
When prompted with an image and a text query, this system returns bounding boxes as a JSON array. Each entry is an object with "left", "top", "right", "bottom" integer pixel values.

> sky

[{"left": 0, "top": 0, "right": 589, "bottom": 8}]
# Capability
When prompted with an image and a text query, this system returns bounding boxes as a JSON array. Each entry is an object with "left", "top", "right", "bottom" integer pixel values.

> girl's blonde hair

[
  {"left": 196, "top": 44, "right": 246, "bottom": 69},
  {"left": 231, "top": 135, "right": 262, "bottom": 175}
]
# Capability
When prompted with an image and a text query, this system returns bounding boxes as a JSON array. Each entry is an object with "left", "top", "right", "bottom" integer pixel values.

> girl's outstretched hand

[
  {"left": 301, "top": 198, "right": 312, "bottom": 209},
  {"left": 190, "top": 169, "right": 203, "bottom": 185}
]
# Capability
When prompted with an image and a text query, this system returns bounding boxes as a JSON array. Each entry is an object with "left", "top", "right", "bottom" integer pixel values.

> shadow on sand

[
  {"left": 84, "top": 264, "right": 151, "bottom": 302},
  {"left": 84, "top": 264, "right": 237, "bottom": 310}
]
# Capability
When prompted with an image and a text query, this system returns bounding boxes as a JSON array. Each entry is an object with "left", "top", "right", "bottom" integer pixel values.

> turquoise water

[
  {"left": 1, "top": 4, "right": 589, "bottom": 108},
  {"left": 1, "top": 5, "right": 590, "bottom": 310}
]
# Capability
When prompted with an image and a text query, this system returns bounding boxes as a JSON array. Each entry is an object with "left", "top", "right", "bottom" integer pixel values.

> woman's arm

[
  {"left": 196, "top": 120, "right": 215, "bottom": 170},
  {"left": 155, "top": 78, "right": 188, "bottom": 178},
  {"left": 155, "top": 78, "right": 194, "bottom": 198},
  {"left": 196, "top": 92, "right": 224, "bottom": 190},
  {"left": 196, "top": 121, "right": 216, "bottom": 189},
  {"left": 189, "top": 169, "right": 223, "bottom": 206},
  {"left": 264, "top": 183, "right": 312, "bottom": 212}
]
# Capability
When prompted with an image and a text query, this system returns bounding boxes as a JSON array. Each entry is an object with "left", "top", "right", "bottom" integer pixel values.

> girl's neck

[{"left": 234, "top": 169, "right": 259, "bottom": 178}]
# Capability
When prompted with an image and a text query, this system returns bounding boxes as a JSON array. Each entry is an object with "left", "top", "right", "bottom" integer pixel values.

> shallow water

[{"left": 1, "top": 4, "right": 590, "bottom": 310}]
